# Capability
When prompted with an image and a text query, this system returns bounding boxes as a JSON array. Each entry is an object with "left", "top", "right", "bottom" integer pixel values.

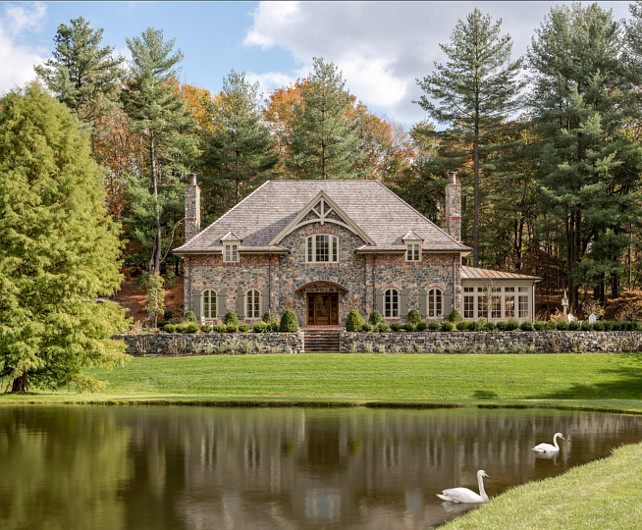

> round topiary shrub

[
  {"left": 390, "top": 323, "right": 402, "bottom": 332},
  {"left": 163, "top": 324, "right": 176, "bottom": 333},
  {"left": 403, "top": 323, "right": 415, "bottom": 332},
  {"left": 223, "top": 311, "right": 239, "bottom": 326},
  {"left": 238, "top": 324, "right": 250, "bottom": 332},
  {"left": 406, "top": 309, "right": 422, "bottom": 328},
  {"left": 440, "top": 321, "right": 455, "bottom": 331},
  {"left": 362, "top": 322, "right": 373, "bottom": 332},
  {"left": 226, "top": 324, "right": 238, "bottom": 333},
  {"left": 447, "top": 309, "right": 463, "bottom": 323},
  {"left": 533, "top": 321, "right": 545, "bottom": 331},
  {"left": 416, "top": 322, "right": 428, "bottom": 331},
  {"left": 456, "top": 321, "right": 468, "bottom": 331},
  {"left": 184, "top": 323, "right": 199, "bottom": 333},
  {"left": 185, "top": 311, "right": 197, "bottom": 323},
  {"left": 496, "top": 321, "right": 507, "bottom": 331},
  {"left": 544, "top": 321, "right": 557, "bottom": 331},
  {"left": 253, "top": 322, "right": 267, "bottom": 333},
  {"left": 279, "top": 309, "right": 299, "bottom": 332},
  {"left": 506, "top": 317, "right": 519, "bottom": 331},
  {"left": 369, "top": 310, "right": 382, "bottom": 325},
  {"left": 376, "top": 322, "right": 390, "bottom": 332},
  {"left": 568, "top": 321, "right": 581, "bottom": 331},
  {"left": 520, "top": 321, "right": 534, "bottom": 331},
  {"left": 556, "top": 320, "right": 569, "bottom": 331},
  {"left": 262, "top": 311, "right": 277, "bottom": 324},
  {"left": 427, "top": 322, "right": 440, "bottom": 331},
  {"left": 200, "top": 324, "right": 212, "bottom": 333},
  {"left": 268, "top": 322, "right": 279, "bottom": 332},
  {"left": 345, "top": 310, "right": 365, "bottom": 332},
  {"left": 467, "top": 321, "right": 480, "bottom": 331},
  {"left": 483, "top": 321, "right": 496, "bottom": 331},
  {"left": 212, "top": 324, "right": 225, "bottom": 333},
  {"left": 581, "top": 322, "right": 594, "bottom": 331}
]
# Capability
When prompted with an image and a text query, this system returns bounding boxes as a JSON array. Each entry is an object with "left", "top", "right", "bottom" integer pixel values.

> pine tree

[
  {"left": 0, "top": 84, "right": 129, "bottom": 393},
  {"left": 528, "top": 3, "right": 642, "bottom": 309},
  {"left": 416, "top": 8, "right": 523, "bottom": 266},
  {"left": 289, "top": 57, "right": 364, "bottom": 179},
  {"left": 121, "top": 27, "right": 199, "bottom": 274},
  {"left": 201, "top": 70, "right": 277, "bottom": 213}
]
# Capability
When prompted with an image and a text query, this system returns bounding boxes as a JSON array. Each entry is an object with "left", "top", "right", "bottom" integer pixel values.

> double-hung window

[
  {"left": 224, "top": 243, "right": 239, "bottom": 263},
  {"left": 406, "top": 242, "right": 421, "bottom": 262},
  {"left": 384, "top": 288, "right": 399, "bottom": 318}
]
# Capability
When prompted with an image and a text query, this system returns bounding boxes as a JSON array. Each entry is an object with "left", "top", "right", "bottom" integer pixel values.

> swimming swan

[
  {"left": 532, "top": 432, "right": 565, "bottom": 454},
  {"left": 436, "top": 470, "right": 489, "bottom": 504}
]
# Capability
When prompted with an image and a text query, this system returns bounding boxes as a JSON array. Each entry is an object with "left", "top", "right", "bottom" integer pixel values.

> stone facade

[
  {"left": 340, "top": 331, "right": 642, "bottom": 354},
  {"left": 116, "top": 332, "right": 305, "bottom": 356}
]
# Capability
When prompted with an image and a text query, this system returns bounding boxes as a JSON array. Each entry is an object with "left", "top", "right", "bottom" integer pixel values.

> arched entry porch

[{"left": 295, "top": 281, "right": 348, "bottom": 326}]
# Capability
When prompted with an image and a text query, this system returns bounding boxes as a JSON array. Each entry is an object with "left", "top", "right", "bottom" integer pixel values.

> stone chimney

[
  {"left": 185, "top": 173, "right": 201, "bottom": 241},
  {"left": 445, "top": 171, "right": 461, "bottom": 243}
]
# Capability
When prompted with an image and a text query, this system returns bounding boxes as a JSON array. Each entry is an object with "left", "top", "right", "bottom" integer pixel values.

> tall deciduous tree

[
  {"left": 289, "top": 57, "right": 364, "bottom": 179},
  {"left": 416, "top": 8, "right": 523, "bottom": 266},
  {"left": 0, "top": 84, "right": 129, "bottom": 393},
  {"left": 528, "top": 2, "right": 642, "bottom": 309},
  {"left": 121, "top": 27, "right": 199, "bottom": 274},
  {"left": 201, "top": 71, "right": 277, "bottom": 214}
]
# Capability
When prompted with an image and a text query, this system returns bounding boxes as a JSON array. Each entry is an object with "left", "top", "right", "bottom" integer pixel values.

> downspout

[
  {"left": 532, "top": 282, "right": 535, "bottom": 323},
  {"left": 187, "top": 256, "right": 192, "bottom": 312},
  {"left": 268, "top": 253, "right": 272, "bottom": 312},
  {"left": 453, "top": 254, "right": 457, "bottom": 315},
  {"left": 372, "top": 253, "right": 377, "bottom": 312}
]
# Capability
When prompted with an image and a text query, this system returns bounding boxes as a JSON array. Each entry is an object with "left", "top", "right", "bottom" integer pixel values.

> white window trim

[
  {"left": 202, "top": 289, "right": 217, "bottom": 319},
  {"left": 305, "top": 234, "right": 339, "bottom": 263},
  {"left": 223, "top": 242, "right": 239, "bottom": 263},
  {"left": 245, "top": 289, "right": 260, "bottom": 319},
  {"left": 383, "top": 288, "right": 399, "bottom": 318},
  {"left": 427, "top": 288, "right": 443, "bottom": 318},
  {"left": 405, "top": 241, "right": 422, "bottom": 262},
  {"left": 461, "top": 284, "right": 531, "bottom": 321}
]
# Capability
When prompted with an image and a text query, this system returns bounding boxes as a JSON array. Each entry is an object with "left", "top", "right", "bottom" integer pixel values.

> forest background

[{"left": 20, "top": 1, "right": 642, "bottom": 321}]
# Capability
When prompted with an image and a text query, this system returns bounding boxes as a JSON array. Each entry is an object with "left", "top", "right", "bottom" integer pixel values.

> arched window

[
  {"left": 306, "top": 235, "right": 339, "bottom": 263},
  {"left": 246, "top": 289, "right": 260, "bottom": 319},
  {"left": 427, "top": 288, "right": 443, "bottom": 318},
  {"left": 384, "top": 288, "right": 399, "bottom": 318},
  {"left": 202, "top": 289, "right": 217, "bottom": 319}
]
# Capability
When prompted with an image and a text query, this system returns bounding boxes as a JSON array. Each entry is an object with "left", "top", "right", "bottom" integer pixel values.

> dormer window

[
  {"left": 402, "top": 230, "right": 423, "bottom": 262},
  {"left": 306, "top": 235, "right": 339, "bottom": 263},
  {"left": 224, "top": 243, "right": 239, "bottom": 263}
]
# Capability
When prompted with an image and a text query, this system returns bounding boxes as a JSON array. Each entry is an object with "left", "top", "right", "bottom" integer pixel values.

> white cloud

[
  {"left": 0, "top": 2, "right": 47, "bottom": 94},
  {"left": 244, "top": 1, "right": 632, "bottom": 127}
]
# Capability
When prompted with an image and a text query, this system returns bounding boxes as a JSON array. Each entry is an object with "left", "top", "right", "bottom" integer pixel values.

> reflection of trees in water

[
  {"left": 2, "top": 407, "right": 641, "bottom": 529},
  {"left": 0, "top": 407, "right": 130, "bottom": 530}
]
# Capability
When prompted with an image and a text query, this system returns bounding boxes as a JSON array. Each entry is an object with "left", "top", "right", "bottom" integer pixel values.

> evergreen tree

[
  {"left": 121, "top": 27, "right": 199, "bottom": 274},
  {"left": 201, "top": 70, "right": 277, "bottom": 213},
  {"left": 0, "top": 84, "right": 129, "bottom": 393},
  {"left": 528, "top": 2, "right": 642, "bottom": 309},
  {"left": 416, "top": 8, "right": 523, "bottom": 266},
  {"left": 289, "top": 57, "right": 364, "bottom": 179},
  {"left": 34, "top": 16, "right": 125, "bottom": 131}
]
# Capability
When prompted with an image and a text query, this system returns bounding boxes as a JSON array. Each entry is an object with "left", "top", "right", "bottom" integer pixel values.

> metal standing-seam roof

[
  {"left": 460, "top": 266, "right": 542, "bottom": 281},
  {"left": 174, "top": 180, "right": 472, "bottom": 255}
]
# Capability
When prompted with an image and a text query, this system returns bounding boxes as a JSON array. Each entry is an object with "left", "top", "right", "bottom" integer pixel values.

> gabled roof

[
  {"left": 461, "top": 266, "right": 542, "bottom": 281},
  {"left": 220, "top": 231, "right": 241, "bottom": 242},
  {"left": 174, "top": 180, "right": 472, "bottom": 255},
  {"left": 402, "top": 230, "right": 424, "bottom": 242}
]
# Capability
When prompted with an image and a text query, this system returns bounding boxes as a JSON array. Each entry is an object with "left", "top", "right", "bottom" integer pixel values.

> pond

[{"left": 1, "top": 406, "right": 641, "bottom": 529}]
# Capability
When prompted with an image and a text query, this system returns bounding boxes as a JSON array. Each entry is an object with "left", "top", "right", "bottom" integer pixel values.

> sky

[{"left": 0, "top": 1, "right": 634, "bottom": 128}]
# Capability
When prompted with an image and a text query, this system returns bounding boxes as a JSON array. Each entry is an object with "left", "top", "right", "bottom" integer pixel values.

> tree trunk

[
  {"left": 150, "top": 133, "right": 162, "bottom": 275},
  {"left": 473, "top": 116, "right": 480, "bottom": 267},
  {"left": 11, "top": 374, "right": 29, "bottom": 393}
]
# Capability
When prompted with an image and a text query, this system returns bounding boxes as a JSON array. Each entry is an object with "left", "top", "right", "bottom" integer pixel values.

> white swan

[
  {"left": 532, "top": 432, "right": 565, "bottom": 454},
  {"left": 436, "top": 470, "right": 489, "bottom": 504}
]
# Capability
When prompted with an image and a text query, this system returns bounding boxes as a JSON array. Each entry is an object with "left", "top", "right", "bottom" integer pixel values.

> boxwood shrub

[
  {"left": 496, "top": 321, "right": 507, "bottom": 331},
  {"left": 200, "top": 324, "right": 212, "bottom": 333},
  {"left": 369, "top": 310, "right": 382, "bottom": 325},
  {"left": 345, "top": 310, "right": 365, "bottom": 332},
  {"left": 427, "top": 322, "right": 440, "bottom": 331},
  {"left": 390, "top": 323, "right": 402, "bottom": 332},
  {"left": 279, "top": 309, "right": 299, "bottom": 332},
  {"left": 416, "top": 322, "right": 428, "bottom": 331},
  {"left": 406, "top": 309, "right": 422, "bottom": 328},
  {"left": 223, "top": 311, "right": 239, "bottom": 326},
  {"left": 226, "top": 324, "right": 238, "bottom": 333},
  {"left": 456, "top": 321, "right": 468, "bottom": 331},
  {"left": 238, "top": 324, "right": 250, "bottom": 333},
  {"left": 520, "top": 321, "right": 534, "bottom": 331},
  {"left": 483, "top": 321, "right": 496, "bottom": 331},
  {"left": 467, "top": 321, "right": 480, "bottom": 331},
  {"left": 440, "top": 321, "right": 455, "bottom": 331},
  {"left": 376, "top": 322, "right": 390, "bottom": 332},
  {"left": 568, "top": 321, "right": 581, "bottom": 331},
  {"left": 361, "top": 322, "right": 373, "bottom": 332},
  {"left": 253, "top": 322, "right": 267, "bottom": 333},
  {"left": 403, "top": 322, "right": 415, "bottom": 332},
  {"left": 506, "top": 318, "right": 519, "bottom": 331},
  {"left": 213, "top": 324, "right": 226, "bottom": 333}
]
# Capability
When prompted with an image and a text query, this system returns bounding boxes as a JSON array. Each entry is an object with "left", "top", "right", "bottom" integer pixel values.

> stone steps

[{"left": 304, "top": 329, "right": 341, "bottom": 353}]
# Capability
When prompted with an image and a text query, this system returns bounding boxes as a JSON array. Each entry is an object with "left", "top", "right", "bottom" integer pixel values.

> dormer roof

[
  {"left": 220, "top": 231, "right": 241, "bottom": 242},
  {"left": 402, "top": 230, "right": 424, "bottom": 242}
]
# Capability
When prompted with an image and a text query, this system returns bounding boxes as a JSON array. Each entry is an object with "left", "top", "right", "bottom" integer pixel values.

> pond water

[{"left": 1, "top": 406, "right": 641, "bottom": 529}]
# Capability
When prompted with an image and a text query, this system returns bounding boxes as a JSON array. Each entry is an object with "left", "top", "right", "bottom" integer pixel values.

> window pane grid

[
  {"left": 427, "top": 288, "right": 443, "bottom": 318},
  {"left": 384, "top": 289, "right": 399, "bottom": 318},
  {"left": 306, "top": 235, "right": 338, "bottom": 263},
  {"left": 246, "top": 289, "right": 260, "bottom": 319},
  {"left": 202, "top": 290, "right": 216, "bottom": 319}
]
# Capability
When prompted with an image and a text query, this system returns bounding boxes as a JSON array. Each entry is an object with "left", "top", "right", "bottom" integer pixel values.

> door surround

[{"left": 306, "top": 292, "right": 339, "bottom": 326}]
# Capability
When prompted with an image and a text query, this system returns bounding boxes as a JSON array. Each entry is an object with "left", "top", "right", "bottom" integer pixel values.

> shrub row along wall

[
  {"left": 115, "top": 332, "right": 305, "bottom": 356},
  {"left": 340, "top": 331, "right": 642, "bottom": 354}
]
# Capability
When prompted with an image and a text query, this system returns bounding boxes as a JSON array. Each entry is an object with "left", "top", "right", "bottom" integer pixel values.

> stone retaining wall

[
  {"left": 340, "top": 331, "right": 642, "bottom": 353},
  {"left": 115, "top": 332, "right": 305, "bottom": 356}
]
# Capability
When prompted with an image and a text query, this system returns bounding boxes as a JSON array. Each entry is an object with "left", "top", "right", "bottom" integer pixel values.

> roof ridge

[
  {"left": 178, "top": 180, "right": 273, "bottom": 248},
  {"left": 371, "top": 180, "right": 469, "bottom": 249}
]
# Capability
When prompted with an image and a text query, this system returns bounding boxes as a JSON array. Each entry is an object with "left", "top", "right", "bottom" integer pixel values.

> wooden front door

[{"left": 307, "top": 293, "right": 339, "bottom": 326}]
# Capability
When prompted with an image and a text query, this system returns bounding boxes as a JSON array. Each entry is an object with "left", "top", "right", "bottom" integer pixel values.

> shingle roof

[
  {"left": 174, "top": 180, "right": 472, "bottom": 254},
  {"left": 461, "top": 266, "right": 542, "bottom": 281}
]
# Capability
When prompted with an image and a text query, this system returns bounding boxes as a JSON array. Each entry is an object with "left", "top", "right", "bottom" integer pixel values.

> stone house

[{"left": 173, "top": 173, "right": 539, "bottom": 326}]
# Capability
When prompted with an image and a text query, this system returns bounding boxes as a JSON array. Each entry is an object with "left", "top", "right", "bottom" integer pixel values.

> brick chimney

[
  {"left": 185, "top": 173, "right": 201, "bottom": 241},
  {"left": 445, "top": 171, "right": 461, "bottom": 243}
]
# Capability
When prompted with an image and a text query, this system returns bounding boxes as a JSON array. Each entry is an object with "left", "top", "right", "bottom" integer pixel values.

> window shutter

[
  {"left": 419, "top": 290, "right": 427, "bottom": 318},
  {"left": 236, "top": 288, "right": 245, "bottom": 318},
  {"left": 192, "top": 290, "right": 202, "bottom": 321},
  {"left": 375, "top": 291, "right": 383, "bottom": 314},
  {"left": 260, "top": 288, "right": 269, "bottom": 316},
  {"left": 400, "top": 289, "right": 409, "bottom": 319},
  {"left": 216, "top": 288, "right": 227, "bottom": 318},
  {"left": 443, "top": 289, "right": 453, "bottom": 318}
]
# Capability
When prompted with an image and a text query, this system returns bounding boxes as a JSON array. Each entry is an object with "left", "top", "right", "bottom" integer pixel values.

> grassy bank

[{"left": 442, "top": 440, "right": 642, "bottom": 529}]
